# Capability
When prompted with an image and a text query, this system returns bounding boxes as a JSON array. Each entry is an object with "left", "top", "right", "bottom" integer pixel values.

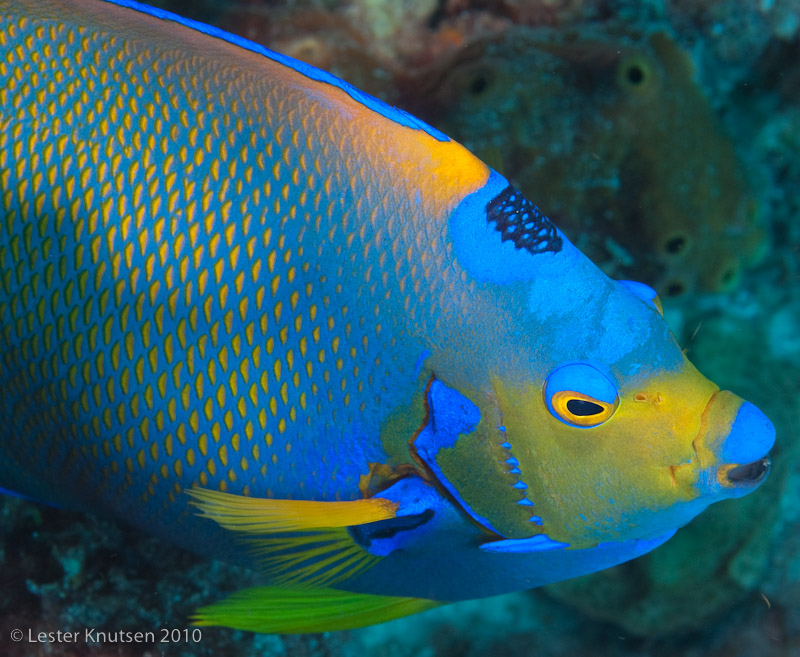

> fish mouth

[{"left": 724, "top": 457, "right": 771, "bottom": 485}]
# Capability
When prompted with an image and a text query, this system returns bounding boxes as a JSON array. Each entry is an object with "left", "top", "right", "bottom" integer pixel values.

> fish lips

[
  {"left": 695, "top": 393, "right": 775, "bottom": 497},
  {"left": 721, "top": 456, "right": 771, "bottom": 487},
  {"left": 717, "top": 399, "right": 775, "bottom": 495}
]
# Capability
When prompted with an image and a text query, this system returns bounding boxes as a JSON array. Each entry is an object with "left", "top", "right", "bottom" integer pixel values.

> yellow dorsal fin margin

[
  {"left": 186, "top": 487, "right": 399, "bottom": 532},
  {"left": 192, "top": 586, "right": 442, "bottom": 633}
]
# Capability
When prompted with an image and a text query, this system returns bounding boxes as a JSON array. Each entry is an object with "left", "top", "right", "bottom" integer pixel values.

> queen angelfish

[{"left": 0, "top": 0, "right": 776, "bottom": 633}]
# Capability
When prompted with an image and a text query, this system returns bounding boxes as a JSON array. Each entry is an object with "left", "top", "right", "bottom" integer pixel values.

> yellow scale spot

[{"left": 189, "top": 409, "right": 199, "bottom": 433}]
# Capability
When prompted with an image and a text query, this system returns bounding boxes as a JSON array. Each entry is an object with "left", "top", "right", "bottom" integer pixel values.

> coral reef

[{"left": 2, "top": 1, "right": 800, "bottom": 656}]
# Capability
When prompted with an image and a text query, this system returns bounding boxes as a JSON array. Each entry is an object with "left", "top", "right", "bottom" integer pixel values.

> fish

[{"left": 0, "top": 0, "right": 776, "bottom": 634}]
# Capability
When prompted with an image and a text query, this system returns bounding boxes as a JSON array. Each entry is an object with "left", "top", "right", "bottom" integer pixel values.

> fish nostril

[{"left": 726, "top": 457, "right": 771, "bottom": 484}]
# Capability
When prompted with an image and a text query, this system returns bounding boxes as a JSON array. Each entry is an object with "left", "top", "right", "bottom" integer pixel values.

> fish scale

[{"left": 0, "top": 0, "right": 484, "bottom": 543}]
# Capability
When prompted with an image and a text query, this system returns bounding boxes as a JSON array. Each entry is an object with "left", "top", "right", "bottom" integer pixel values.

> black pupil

[{"left": 566, "top": 399, "right": 604, "bottom": 416}]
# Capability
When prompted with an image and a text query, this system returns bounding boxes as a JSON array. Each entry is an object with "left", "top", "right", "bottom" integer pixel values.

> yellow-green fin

[
  {"left": 187, "top": 487, "right": 397, "bottom": 588},
  {"left": 187, "top": 487, "right": 398, "bottom": 532},
  {"left": 193, "top": 586, "right": 442, "bottom": 633}
]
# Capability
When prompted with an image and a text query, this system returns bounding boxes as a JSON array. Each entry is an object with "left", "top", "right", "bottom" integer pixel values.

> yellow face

[
  {"left": 415, "top": 349, "right": 773, "bottom": 548},
  {"left": 493, "top": 359, "right": 725, "bottom": 547}
]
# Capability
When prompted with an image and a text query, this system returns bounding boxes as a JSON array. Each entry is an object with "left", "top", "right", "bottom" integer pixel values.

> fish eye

[{"left": 544, "top": 363, "right": 620, "bottom": 428}]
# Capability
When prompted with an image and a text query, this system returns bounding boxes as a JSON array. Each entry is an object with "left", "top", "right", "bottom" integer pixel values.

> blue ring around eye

[{"left": 544, "top": 362, "right": 619, "bottom": 428}]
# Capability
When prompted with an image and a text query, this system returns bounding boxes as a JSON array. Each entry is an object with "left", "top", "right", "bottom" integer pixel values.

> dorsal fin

[{"left": 99, "top": 0, "right": 450, "bottom": 140}]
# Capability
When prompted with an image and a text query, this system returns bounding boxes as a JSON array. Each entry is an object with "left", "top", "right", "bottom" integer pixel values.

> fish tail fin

[{"left": 192, "top": 586, "right": 442, "bottom": 633}]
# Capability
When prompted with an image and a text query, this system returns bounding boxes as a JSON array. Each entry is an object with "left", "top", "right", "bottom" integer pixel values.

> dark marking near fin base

[
  {"left": 349, "top": 509, "right": 435, "bottom": 549},
  {"left": 486, "top": 186, "right": 563, "bottom": 255}
]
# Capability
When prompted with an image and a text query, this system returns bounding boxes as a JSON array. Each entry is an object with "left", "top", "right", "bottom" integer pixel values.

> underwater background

[{"left": 0, "top": 0, "right": 798, "bottom": 655}]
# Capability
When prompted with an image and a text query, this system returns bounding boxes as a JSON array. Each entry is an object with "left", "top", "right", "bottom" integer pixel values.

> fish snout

[{"left": 698, "top": 391, "right": 775, "bottom": 496}]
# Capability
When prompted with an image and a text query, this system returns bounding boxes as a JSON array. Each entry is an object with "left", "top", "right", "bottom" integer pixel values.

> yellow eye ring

[{"left": 550, "top": 390, "right": 618, "bottom": 427}]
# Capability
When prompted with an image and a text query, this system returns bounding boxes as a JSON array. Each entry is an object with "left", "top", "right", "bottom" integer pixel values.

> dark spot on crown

[{"left": 486, "top": 186, "right": 563, "bottom": 255}]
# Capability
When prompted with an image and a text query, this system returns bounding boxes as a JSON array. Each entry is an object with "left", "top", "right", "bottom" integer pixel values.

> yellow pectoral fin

[
  {"left": 187, "top": 487, "right": 399, "bottom": 588},
  {"left": 193, "top": 586, "right": 442, "bottom": 633},
  {"left": 186, "top": 487, "right": 398, "bottom": 532}
]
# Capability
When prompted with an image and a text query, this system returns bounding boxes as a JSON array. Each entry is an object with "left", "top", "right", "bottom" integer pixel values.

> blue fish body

[{"left": 0, "top": 0, "right": 775, "bottom": 632}]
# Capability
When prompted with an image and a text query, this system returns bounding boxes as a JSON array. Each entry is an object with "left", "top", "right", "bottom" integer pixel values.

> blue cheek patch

[{"left": 412, "top": 380, "right": 507, "bottom": 534}]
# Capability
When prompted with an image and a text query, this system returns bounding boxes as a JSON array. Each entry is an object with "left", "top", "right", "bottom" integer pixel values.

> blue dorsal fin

[{"left": 98, "top": 0, "right": 450, "bottom": 141}]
